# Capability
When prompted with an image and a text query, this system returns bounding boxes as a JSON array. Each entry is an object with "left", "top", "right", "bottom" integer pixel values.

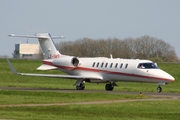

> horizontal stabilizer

[
  {"left": 8, "top": 34, "right": 65, "bottom": 39},
  {"left": 37, "top": 64, "right": 58, "bottom": 70}
]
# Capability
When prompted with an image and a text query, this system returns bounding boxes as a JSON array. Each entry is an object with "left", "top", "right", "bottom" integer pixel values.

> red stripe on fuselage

[{"left": 42, "top": 61, "right": 173, "bottom": 82}]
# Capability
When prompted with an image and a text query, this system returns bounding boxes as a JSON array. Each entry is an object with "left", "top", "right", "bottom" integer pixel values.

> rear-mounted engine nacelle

[{"left": 52, "top": 56, "right": 80, "bottom": 68}]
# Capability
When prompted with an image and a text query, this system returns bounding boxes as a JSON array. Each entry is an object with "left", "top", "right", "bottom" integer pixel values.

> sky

[{"left": 1, "top": 0, "right": 180, "bottom": 58}]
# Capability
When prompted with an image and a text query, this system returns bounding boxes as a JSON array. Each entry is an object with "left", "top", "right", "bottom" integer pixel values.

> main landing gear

[
  {"left": 105, "top": 82, "right": 117, "bottom": 91},
  {"left": 105, "top": 84, "right": 114, "bottom": 91},
  {"left": 75, "top": 79, "right": 85, "bottom": 90}
]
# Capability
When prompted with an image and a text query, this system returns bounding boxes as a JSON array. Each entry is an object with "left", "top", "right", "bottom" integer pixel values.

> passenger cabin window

[
  {"left": 105, "top": 63, "right": 108, "bottom": 68},
  {"left": 115, "top": 63, "right": 118, "bottom": 68},
  {"left": 120, "top": 63, "right": 123, "bottom": 69},
  {"left": 138, "top": 63, "right": 158, "bottom": 69},
  {"left": 101, "top": 63, "right": 104, "bottom": 68},
  {"left": 96, "top": 62, "right": 99, "bottom": 67},
  {"left": 110, "top": 63, "right": 113, "bottom": 68},
  {"left": 125, "top": 64, "right": 128, "bottom": 69},
  {"left": 92, "top": 62, "right": 95, "bottom": 67}
]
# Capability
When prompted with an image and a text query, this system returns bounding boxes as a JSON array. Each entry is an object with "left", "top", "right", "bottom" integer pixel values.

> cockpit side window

[{"left": 137, "top": 63, "right": 158, "bottom": 69}]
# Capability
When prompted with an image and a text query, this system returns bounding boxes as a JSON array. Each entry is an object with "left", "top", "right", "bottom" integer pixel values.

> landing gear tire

[
  {"left": 76, "top": 83, "right": 85, "bottom": 90},
  {"left": 105, "top": 84, "right": 114, "bottom": 91},
  {"left": 157, "top": 86, "right": 162, "bottom": 93}
]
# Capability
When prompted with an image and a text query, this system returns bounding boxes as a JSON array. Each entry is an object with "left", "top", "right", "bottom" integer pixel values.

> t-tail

[
  {"left": 35, "top": 33, "right": 61, "bottom": 59},
  {"left": 9, "top": 33, "right": 64, "bottom": 59}
]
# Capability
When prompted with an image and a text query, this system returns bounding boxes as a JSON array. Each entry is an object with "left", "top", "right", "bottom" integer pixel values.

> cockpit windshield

[{"left": 137, "top": 63, "right": 158, "bottom": 69}]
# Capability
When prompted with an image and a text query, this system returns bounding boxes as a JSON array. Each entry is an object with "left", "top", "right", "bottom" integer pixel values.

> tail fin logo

[{"left": 48, "top": 54, "right": 60, "bottom": 59}]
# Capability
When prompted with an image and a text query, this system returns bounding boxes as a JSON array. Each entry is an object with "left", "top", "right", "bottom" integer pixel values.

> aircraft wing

[
  {"left": 16, "top": 73, "right": 102, "bottom": 80},
  {"left": 7, "top": 59, "right": 102, "bottom": 80}
]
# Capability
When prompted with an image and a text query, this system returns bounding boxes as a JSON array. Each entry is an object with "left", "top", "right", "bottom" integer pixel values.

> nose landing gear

[{"left": 157, "top": 86, "right": 162, "bottom": 93}]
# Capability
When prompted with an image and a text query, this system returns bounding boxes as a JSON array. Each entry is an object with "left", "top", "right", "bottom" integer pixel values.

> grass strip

[
  {"left": 0, "top": 90, "right": 148, "bottom": 105},
  {"left": 0, "top": 100, "right": 180, "bottom": 120}
]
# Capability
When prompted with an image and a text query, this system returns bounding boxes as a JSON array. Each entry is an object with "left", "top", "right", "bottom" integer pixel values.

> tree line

[{"left": 56, "top": 35, "right": 178, "bottom": 62}]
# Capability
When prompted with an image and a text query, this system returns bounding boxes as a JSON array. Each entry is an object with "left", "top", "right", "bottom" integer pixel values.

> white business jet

[{"left": 7, "top": 33, "right": 175, "bottom": 92}]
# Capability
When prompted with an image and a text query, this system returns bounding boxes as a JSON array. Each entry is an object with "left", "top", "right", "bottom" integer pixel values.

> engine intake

[{"left": 72, "top": 57, "right": 79, "bottom": 66}]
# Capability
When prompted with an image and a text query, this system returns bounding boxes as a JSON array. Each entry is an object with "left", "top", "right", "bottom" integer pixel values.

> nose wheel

[{"left": 157, "top": 86, "right": 162, "bottom": 93}]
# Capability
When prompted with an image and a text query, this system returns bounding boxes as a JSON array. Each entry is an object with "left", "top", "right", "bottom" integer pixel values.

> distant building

[{"left": 13, "top": 44, "right": 42, "bottom": 59}]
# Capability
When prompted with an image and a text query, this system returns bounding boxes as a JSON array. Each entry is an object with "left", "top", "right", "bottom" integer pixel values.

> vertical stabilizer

[{"left": 35, "top": 33, "right": 61, "bottom": 59}]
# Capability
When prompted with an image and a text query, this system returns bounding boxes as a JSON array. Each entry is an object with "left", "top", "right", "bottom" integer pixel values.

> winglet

[{"left": 6, "top": 59, "right": 18, "bottom": 74}]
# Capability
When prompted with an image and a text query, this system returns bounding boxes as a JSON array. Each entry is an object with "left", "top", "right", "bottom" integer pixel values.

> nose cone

[
  {"left": 168, "top": 74, "right": 175, "bottom": 82},
  {"left": 162, "top": 70, "right": 175, "bottom": 83},
  {"left": 153, "top": 69, "right": 175, "bottom": 83}
]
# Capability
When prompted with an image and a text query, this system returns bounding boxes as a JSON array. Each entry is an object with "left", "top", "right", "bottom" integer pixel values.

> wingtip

[
  {"left": 6, "top": 59, "right": 18, "bottom": 74},
  {"left": 8, "top": 34, "right": 15, "bottom": 37}
]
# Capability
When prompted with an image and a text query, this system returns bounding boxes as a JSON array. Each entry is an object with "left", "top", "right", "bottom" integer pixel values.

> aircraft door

[{"left": 147, "top": 70, "right": 151, "bottom": 76}]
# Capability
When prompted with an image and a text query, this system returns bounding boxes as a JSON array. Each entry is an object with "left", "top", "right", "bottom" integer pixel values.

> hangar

[{"left": 13, "top": 44, "right": 42, "bottom": 59}]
